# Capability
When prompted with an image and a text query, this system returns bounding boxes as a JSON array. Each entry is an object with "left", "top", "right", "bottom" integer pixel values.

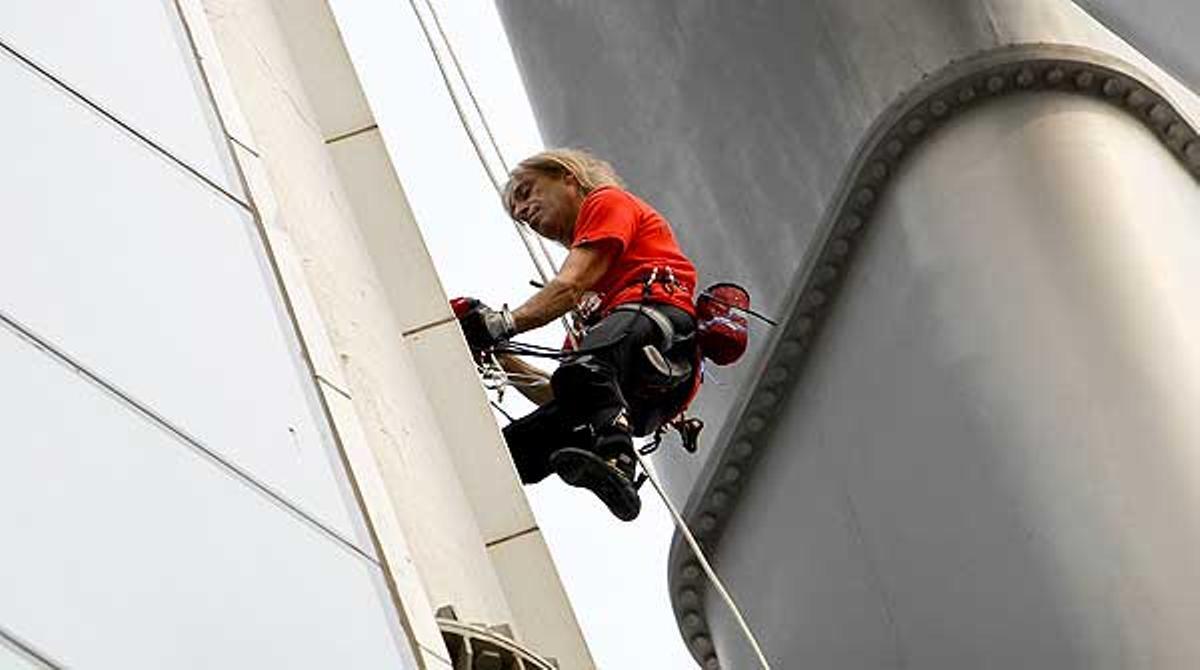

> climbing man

[{"left": 455, "top": 148, "right": 700, "bottom": 521}]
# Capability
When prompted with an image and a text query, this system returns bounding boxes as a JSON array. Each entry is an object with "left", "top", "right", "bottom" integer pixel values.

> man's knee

[
  {"left": 502, "top": 422, "right": 552, "bottom": 484},
  {"left": 551, "top": 354, "right": 617, "bottom": 400}
]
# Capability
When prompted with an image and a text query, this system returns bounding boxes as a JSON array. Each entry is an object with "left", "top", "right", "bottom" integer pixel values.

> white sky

[{"left": 331, "top": 2, "right": 697, "bottom": 668}]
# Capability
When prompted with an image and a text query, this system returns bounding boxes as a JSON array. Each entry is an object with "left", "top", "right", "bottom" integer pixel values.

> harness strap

[{"left": 611, "top": 303, "right": 675, "bottom": 352}]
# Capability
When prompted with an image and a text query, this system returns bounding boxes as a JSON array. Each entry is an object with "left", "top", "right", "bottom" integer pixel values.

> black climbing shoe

[{"left": 550, "top": 448, "right": 641, "bottom": 521}]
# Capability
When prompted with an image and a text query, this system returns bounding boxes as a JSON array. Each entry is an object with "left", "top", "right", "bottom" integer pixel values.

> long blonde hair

[{"left": 502, "top": 148, "right": 624, "bottom": 216}]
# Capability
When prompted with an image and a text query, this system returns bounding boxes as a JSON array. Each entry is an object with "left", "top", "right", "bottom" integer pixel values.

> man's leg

[
  {"left": 551, "top": 309, "right": 658, "bottom": 442},
  {"left": 547, "top": 309, "right": 663, "bottom": 520},
  {"left": 501, "top": 400, "right": 586, "bottom": 484}
]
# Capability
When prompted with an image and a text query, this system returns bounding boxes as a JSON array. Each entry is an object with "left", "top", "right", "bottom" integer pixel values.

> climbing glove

[{"left": 452, "top": 297, "right": 516, "bottom": 351}]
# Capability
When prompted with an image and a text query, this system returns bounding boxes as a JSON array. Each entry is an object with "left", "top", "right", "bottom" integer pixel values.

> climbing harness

[{"left": 410, "top": 2, "right": 773, "bottom": 666}]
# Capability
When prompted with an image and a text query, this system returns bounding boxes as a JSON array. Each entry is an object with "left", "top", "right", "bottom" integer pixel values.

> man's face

[{"left": 508, "top": 171, "right": 583, "bottom": 245}]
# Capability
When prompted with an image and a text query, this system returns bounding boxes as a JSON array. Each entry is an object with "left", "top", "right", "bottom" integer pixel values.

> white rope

[
  {"left": 404, "top": 0, "right": 557, "bottom": 287},
  {"left": 420, "top": 0, "right": 564, "bottom": 279},
  {"left": 406, "top": 2, "right": 771, "bottom": 667},
  {"left": 633, "top": 450, "right": 773, "bottom": 669}
]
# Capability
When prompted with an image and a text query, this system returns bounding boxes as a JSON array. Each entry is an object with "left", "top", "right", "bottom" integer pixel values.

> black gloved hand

[{"left": 453, "top": 297, "right": 516, "bottom": 351}]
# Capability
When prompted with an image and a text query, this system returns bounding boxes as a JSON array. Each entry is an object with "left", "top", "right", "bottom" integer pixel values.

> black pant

[{"left": 502, "top": 304, "right": 696, "bottom": 483}]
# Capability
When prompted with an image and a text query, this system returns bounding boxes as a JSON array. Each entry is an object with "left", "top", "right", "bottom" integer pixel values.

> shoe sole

[{"left": 550, "top": 448, "right": 641, "bottom": 521}]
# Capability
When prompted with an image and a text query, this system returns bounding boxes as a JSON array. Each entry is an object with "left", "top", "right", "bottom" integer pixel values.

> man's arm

[
  {"left": 510, "top": 241, "right": 616, "bottom": 333},
  {"left": 495, "top": 353, "right": 554, "bottom": 406}
]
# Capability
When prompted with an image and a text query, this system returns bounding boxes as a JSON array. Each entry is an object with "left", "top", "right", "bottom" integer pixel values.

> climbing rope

[
  {"left": 404, "top": 0, "right": 577, "bottom": 343},
  {"left": 405, "top": 2, "right": 772, "bottom": 667}
]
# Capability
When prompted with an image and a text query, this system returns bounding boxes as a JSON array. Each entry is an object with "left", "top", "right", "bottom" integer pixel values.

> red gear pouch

[{"left": 696, "top": 283, "right": 750, "bottom": 366}]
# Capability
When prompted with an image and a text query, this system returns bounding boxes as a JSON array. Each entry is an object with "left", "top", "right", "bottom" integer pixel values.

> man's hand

[{"left": 453, "top": 298, "right": 517, "bottom": 351}]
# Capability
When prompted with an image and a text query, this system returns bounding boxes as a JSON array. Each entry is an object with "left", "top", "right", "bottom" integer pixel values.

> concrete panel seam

[
  {"left": 229, "top": 133, "right": 260, "bottom": 157},
  {"left": 667, "top": 43, "right": 1200, "bottom": 669},
  {"left": 0, "top": 625, "right": 63, "bottom": 669},
  {"left": 0, "top": 307, "right": 379, "bottom": 568},
  {"left": 483, "top": 525, "right": 541, "bottom": 549},
  {"left": 316, "top": 374, "right": 353, "bottom": 401},
  {"left": 0, "top": 36, "right": 250, "bottom": 212},
  {"left": 325, "top": 123, "right": 380, "bottom": 145}
]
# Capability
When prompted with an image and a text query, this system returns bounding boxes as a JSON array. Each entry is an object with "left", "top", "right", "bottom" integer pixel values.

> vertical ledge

[
  {"left": 320, "top": 384, "right": 450, "bottom": 663},
  {"left": 176, "top": 0, "right": 443, "bottom": 665}
]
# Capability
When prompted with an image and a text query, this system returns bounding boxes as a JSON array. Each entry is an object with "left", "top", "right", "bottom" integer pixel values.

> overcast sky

[{"left": 331, "top": 1, "right": 697, "bottom": 667}]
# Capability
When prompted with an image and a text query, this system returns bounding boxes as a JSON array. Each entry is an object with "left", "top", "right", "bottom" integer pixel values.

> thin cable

[
  {"left": 634, "top": 451, "right": 773, "bottom": 669},
  {"left": 406, "top": 0, "right": 581, "bottom": 347},
  {"left": 404, "top": 0, "right": 552, "bottom": 281},
  {"left": 422, "top": 0, "right": 509, "bottom": 169},
  {"left": 413, "top": 6, "right": 770, "bottom": 666},
  {"left": 421, "top": 0, "right": 563, "bottom": 277}
]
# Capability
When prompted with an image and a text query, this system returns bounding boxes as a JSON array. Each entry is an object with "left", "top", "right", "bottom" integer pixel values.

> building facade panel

[
  {"left": 0, "top": 1, "right": 240, "bottom": 192},
  {"left": 0, "top": 50, "right": 369, "bottom": 549},
  {"left": 0, "top": 325, "right": 415, "bottom": 668},
  {"left": 0, "top": 2, "right": 424, "bottom": 665}
]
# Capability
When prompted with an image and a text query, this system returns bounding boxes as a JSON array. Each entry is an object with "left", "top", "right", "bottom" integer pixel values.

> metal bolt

[
  {"left": 930, "top": 99, "right": 949, "bottom": 117},
  {"left": 1150, "top": 104, "right": 1172, "bottom": 125},
  {"left": 678, "top": 587, "right": 701, "bottom": 608},
  {"left": 986, "top": 74, "right": 1006, "bottom": 93},
  {"left": 1075, "top": 70, "right": 1094, "bottom": 89},
  {"left": 766, "top": 367, "right": 788, "bottom": 384},
  {"left": 802, "top": 290, "right": 827, "bottom": 310},
  {"left": 814, "top": 264, "right": 838, "bottom": 285},
  {"left": 746, "top": 415, "right": 766, "bottom": 433},
  {"left": 1103, "top": 77, "right": 1123, "bottom": 97},
  {"left": 829, "top": 238, "right": 851, "bottom": 259},
  {"left": 1186, "top": 141, "right": 1200, "bottom": 166},
  {"left": 1046, "top": 68, "right": 1065, "bottom": 85},
  {"left": 778, "top": 339, "right": 803, "bottom": 358},
  {"left": 1016, "top": 68, "right": 1035, "bottom": 87},
  {"left": 731, "top": 441, "right": 753, "bottom": 459},
  {"left": 854, "top": 187, "right": 876, "bottom": 209}
]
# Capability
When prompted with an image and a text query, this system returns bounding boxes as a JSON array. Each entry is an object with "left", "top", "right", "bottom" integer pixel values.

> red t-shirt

[{"left": 571, "top": 186, "right": 697, "bottom": 320}]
